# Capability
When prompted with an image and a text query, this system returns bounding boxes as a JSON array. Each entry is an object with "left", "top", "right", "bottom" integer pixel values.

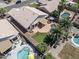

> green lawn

[{"left": 32, "top": 32, "right": 47, "bottom": 43}]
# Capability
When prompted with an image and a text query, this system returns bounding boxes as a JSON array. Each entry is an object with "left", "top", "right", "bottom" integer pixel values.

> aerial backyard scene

[{"left": 0, "top": 0, "right": 79, "bottom": 59}]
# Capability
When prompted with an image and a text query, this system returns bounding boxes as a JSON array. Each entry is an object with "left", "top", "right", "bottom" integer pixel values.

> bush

[
  {"left": 37, "top": 43, "right": 47, "bottom": 53},
  {"left": 65, "top": 3, "right": 78, "bottom": 11},
  {"left": 43, "top": 53, "right": 55, "bottom": 59},
  {"left": 58, "top": 5, "right": 64, "bottom": 12},
  {"left": 30, "top": 3, "right": 39, "bottom": 8},
  {"left": 51, "top": 10, "right": 60, "bottom": 18},
  {"left": 44, "top": 35, "right": 54, "bottom": 45}
]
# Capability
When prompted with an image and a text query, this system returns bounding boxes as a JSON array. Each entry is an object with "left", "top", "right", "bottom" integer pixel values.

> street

[{"left": 3, "top": 0, "right": 36, "bottom": 10}]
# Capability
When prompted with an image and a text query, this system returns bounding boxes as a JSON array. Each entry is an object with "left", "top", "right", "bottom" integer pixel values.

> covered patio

[
  {"left": 0, "top": 40, "right": 12, "bottom": 53},
  {"left": 32, "top": 19, "right": 52, "bottom": 33}
]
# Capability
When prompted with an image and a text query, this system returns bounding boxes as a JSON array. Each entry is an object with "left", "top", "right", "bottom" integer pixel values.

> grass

[
  {"left": 59, "top": 43, "right": 79, "bottom": 59},
  {"left": 44, "top": 53, "right": 55, "bottom": 59},
  {"left": 30, "top": 3, "right": 39, "bottom": 8},
  {"left": 32, "top": 32, "right": 47, "bottom": 43}
]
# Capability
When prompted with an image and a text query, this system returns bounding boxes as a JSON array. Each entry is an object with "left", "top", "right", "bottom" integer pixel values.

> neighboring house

[
  {"left": 0, "top": 19, "right": 19, "bottom": 53},
  {"left": 37, "top": 0, "right": 60, "bottom": 13},
  {"left": 8, "top": 6, "right": 48, "bottom": 32}
]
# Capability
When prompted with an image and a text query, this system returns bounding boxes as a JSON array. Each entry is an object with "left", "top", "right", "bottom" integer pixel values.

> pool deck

[
  {"left": 7, "top": 36, "right": 33, "bottom": 59},
  {"left": 60, "top": 9, "right": 75, "bottom": 20},
  {"left": 71, "top": 36, "right": 79, "bottom": 47}
]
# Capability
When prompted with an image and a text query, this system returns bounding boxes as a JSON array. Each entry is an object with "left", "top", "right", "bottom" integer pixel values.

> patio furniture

[{"left": 37, "top": 22, "right": 45, "bottom": 29}]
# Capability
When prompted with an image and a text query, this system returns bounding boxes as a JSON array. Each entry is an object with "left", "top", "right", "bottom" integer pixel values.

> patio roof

[
  {"left": 0, "top": 40, "right": 12, "bottom": 53},
  {"left": 0, "top": 19, "right": 18, "bottom": 41},
  {"left": 8, "top": 6, "right": 48, "bottom": 30},
  {"left": 39, "top": 0, "right": 60, "bottom": 12}
]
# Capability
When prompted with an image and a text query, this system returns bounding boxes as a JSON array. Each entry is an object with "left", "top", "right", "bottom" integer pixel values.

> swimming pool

[
  {"left": 61, "top": 12, "right": 70, "bottom": 18},
  {"left": 71, "top": 35, "right": 79, "bottom": 47},
  {"left": 17, "top": 47, "right": 29, "bottom": 59}
]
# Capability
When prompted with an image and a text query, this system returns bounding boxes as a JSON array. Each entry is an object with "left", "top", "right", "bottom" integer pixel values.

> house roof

[
  {"left": 39, "top": 0, "right": 60, "bottom": 12},
  {"left": 8, "top": 6, "right": 48, "bottom": 29},
  {"left": 0, "top": 19, "right": 18, "bottom": 40},
  {"left": 0, "top": 40, "right": 12, "bottom": 53}
]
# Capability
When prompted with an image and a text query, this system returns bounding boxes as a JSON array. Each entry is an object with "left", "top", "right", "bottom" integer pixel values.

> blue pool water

[
  {"left": 17, "top": 47, "right": 29, "bottom": 59},
  {"left": 61, "top": 12, "right": 70, "bottom": 18},
  {"left": 73, "top": 36, "right": 79, "bottom": 45}
]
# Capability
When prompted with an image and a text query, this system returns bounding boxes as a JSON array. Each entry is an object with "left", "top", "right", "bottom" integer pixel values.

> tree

[
  {"left": 43, "top": 53, "right": 55, "bottom": 59},
  {"left": 58, "top": 5, "right": 64, "bottom": 13},
  {"left": 37, "top": 43, "right": 47, "bottom": 53},
  {"left": 51, "top": 10, "right": 60, "bottom": 18},
  {"left": 59, "top": 0, "right": 66, "bottom": 11},
  {"left": 0, "top": 8, "right": 7, "bottom": 18},
  {"left": 60, "top": 0, "right": 66, "bottom": 6},
  {"left": 44, "top": 35, "right": 52, "bottom": 45},
  {"left": 77, "top": 0, "right": 79, "bottom": 8},
  {"left": 59, "top": 17, "right": 71, "bottom": 31},
  {"left": 59, "top": 17, "right": 71, "bottom": 42},
  {"left": 49, "top": 24, "right": 63, "bottom": 46}
]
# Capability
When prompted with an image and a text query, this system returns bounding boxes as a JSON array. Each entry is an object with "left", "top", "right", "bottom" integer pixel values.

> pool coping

[{"left": 71, "top": 36, "right": 79, "bottom": 47}]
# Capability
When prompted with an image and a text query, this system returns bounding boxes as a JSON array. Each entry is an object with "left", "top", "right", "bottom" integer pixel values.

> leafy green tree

[
  {"left": 37, "top": 43, "right": 47, "bottom": 53},
  {"left": 51, "top": 10, "right": 60, "bottom": 18},
  {"left": 77, "top": 0, "right": 79, "bottom": 8},
  {"left": 59, "top": 0, "right": 66, "bottom": 10},
  {"left": 58, "top": 5, "right": 64, "bottom": 13},
  {"left": 60, "top": 0, "right": 66, "bottom": 5},
  {"left": 43, "top": 53, "right": 55, "bottom": 59},
  {"left": 0, "top": 8, "right": 7, "bottom": 18}
]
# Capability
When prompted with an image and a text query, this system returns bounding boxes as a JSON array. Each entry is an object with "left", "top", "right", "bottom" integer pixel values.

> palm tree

[
  {"left": 49, "top": 24, "right": 63, "bottom": 47},
  {"left": 60, "top": 0, "right": 66, "bottom": 9},
  {"left": 60, "top": 0, "right": 66, "bottom": 4},
  {"left": 0, "top": 8, "right": 7, "bottom": 18},
  {"left": 51, "top": 10, "right": 60, "bottom": 22},
  {"left": 59, "top": 17, "right": 71, "bottom": 42},
  {"left": 59, "top": 17, "right": 71, "bottom": 31},
  {"left": 51, "top": 10, "right": 60, "bottom": 18}
]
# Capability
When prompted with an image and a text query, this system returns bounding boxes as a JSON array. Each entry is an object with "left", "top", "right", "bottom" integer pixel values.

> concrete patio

[{"left": 32, "top": 19, "right": 52, "bottom": 33}]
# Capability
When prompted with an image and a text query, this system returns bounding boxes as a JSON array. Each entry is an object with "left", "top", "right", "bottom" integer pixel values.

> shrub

[
  {"left": 43, "top": 53, "right": 55, "bottom": 59},
  {"left": 30, "top": 3, "right": 39, "bottom": 8},
  {"left": 37, "top": 43, "right": 47, "bottom": 53},
  {"left": 51, "top": 10, "right": 60, "bottom": 18}
]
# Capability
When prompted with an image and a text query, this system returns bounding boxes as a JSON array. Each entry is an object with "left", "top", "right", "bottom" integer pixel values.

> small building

[
  {"left": 37, "top": 0, "right": 60, "bottom": 13},
  {"left": 0, "top": 19, "right": 19, "bottom": 53},
  {"left": 8, "top": 6, "right": 48, "bottom": 32}
]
